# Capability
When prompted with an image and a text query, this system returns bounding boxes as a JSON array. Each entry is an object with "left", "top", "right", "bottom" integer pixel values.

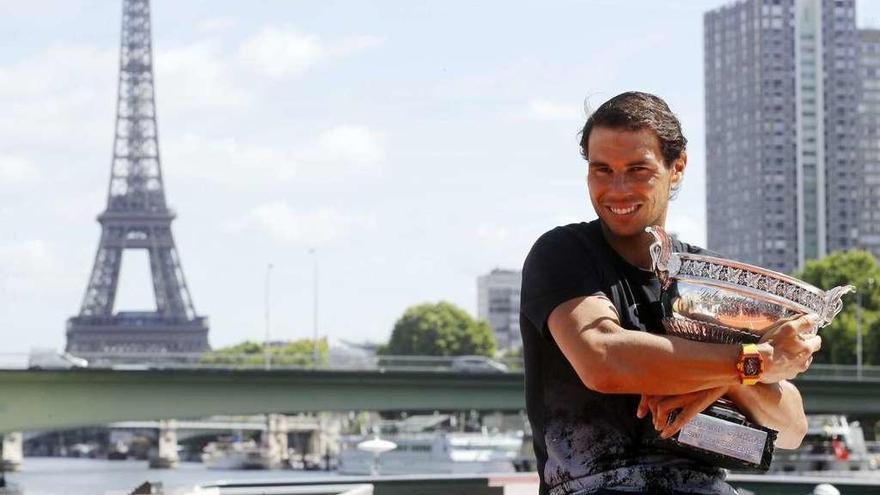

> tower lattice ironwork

[{"left": 66, "top": 0, "right": 209, "bottom": 355}]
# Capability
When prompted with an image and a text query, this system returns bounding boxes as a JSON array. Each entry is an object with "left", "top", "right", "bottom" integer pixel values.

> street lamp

[
  {"left": 856, "top": 277, "right": 875, "bottom": 380},
  {"left": 264, "top": 263, "right": 274, "bottom": 370},
  {"left": 309, "top": 249, "right": 319, "bottom": 367}
]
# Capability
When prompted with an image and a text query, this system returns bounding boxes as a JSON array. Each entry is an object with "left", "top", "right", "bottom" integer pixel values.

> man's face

[{"left": 586, "top": 126, "right": 685, "bottom": 238}]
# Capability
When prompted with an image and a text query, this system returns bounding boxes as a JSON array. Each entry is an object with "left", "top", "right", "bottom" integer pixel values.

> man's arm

[
  {"left": 640, "top": 382, "right": 808, "bottom": 449},
  {"left": 727, "top": 381, "right": 808, "bottom": 449},
  {"left": 548, "top": 295, "right": 820, "bottom": 396},
  {"left": 550, "top": 295, "right": 740, "bottom": 395}
]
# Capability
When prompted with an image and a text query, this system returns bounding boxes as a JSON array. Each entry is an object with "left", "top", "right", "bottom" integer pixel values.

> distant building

[
  {"left": 477, "top": 269, "right": 522, "bottom": 352},
  {"left": 858, "top": 29, "right": 880, "bottom": 261},
  {"left": 704, "top": 0, "right": 862, "bottom": 272}
]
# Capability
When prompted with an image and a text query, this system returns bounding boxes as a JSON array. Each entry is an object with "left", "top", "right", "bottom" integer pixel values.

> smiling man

[{"left": 520, "top": 92, "right": 821, "bottom": 494}]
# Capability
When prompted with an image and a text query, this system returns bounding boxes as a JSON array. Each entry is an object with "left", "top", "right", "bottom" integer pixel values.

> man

[{"left": 520, "top": 92, "right": 819, "bottom": 494}]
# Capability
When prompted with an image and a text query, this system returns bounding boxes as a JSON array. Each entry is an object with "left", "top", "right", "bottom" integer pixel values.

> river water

[{"left": 4, "top": 457, "right": 339, "bottom": 495}]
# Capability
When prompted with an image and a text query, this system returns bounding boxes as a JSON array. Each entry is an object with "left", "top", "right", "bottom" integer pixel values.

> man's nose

[{"left": 610, "top": 173, "right": 627, "bottom": 191}]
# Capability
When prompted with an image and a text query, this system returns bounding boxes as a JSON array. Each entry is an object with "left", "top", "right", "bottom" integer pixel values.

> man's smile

[{"left": 605, "top": 204, "right": 642, "bottom": 216}]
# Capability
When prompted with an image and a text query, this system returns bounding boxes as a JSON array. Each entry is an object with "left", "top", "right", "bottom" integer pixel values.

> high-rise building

[
  {"left": 477, "top": 269, "right": 522, "bottom": 352},
  {"left": 858, "top": 29, "right": 880, "bottom": 260},
  {"left": 704, "top": 0, "right": 861, "bottom": 273}
]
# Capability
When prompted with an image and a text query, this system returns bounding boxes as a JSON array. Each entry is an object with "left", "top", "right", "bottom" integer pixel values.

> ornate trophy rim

[{"left": 646, "top": 225, "right": 855, "bottom": 327}]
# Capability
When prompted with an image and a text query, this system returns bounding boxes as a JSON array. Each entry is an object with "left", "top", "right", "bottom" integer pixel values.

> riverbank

[{"left": 4, "top": 457, "right": 338, "bottom": 495}]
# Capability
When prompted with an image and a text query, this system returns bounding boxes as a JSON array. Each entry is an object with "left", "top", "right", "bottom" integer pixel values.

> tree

[
  {"left": 381, "top": 301, "right": 496, "bottom": 356},
  {"left": 499, "top": 346, "right": 524, "bottom": 371},
  {"left": 200, "top": 339, "right": 329, "bottom": 366},
  {"left": 795, "top": 250, "right": 880, "bottom": 365}
]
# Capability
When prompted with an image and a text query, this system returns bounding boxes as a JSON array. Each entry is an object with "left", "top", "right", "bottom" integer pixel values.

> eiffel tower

[{"left": 66, "top": 0, "right": 209, "bottom": 356}]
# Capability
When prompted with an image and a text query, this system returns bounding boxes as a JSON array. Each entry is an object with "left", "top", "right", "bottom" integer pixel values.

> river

[{"left": 4, "top": 457, "right": 339, "bottom": 495}]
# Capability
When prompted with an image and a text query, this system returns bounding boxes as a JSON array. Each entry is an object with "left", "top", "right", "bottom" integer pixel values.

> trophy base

[{"left": 648, "top": 399, "right": 777, "bottom": 472}]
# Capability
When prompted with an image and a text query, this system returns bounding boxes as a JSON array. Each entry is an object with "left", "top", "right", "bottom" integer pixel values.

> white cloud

[
  {"left": 0, "top": 45, "right": 114, "bottom": 98},
  {"left": 333, "top": 35, "right": 385, "bottom": 56},
  {"left": 528, "top": 99, "right": 583, "bottom": 121},
  {"left": 237, "top": 26, "right": 383, "bottom": 79},
  {"left": 313, "top": 126, "right": 385, "bottom": 168},
  {"left": 196, "top": 17, "right": 239, "bottom": 33},
  {"left": 156, "top": 40, "right": 252, "bottom": 110},
  {"left": 0, "top": 155, "right": 41, "bottom": 185},
  {"left": 476, "top": 225, "right": 512, "bottom": 243},
  {"left": 665, "top": 210, "right": 705, "bottom": 247},
  {"left": 164, "top": 125, "right": 385, "bottom": 187},
  {"left": 0, "top": 44, "right": 115, "bottom": 150},
  {"left": 224, "top": 202, "right": 376, "bottom": 246},
  {"left": 474, "top": 223, "right": 545, "bottom": 269},
  {"left": 163, "top": 133, "right": 298, "bottom": 187},
  {"left": 238, "top": 27, "right": 325, "bottom": 78},
  {"left": 0, "top": 240, "right": 71, "bottom": 294}
]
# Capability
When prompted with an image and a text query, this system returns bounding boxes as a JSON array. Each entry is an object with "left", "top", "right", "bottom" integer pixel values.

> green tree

[
  {"left": 381, "top": 301, "right": 496, "bottom": 356},
  {"left": 796, "top": 250, "right": 880, "bottom": 365},
  {"left": 200, "top": 339, "right": 329, "bottom": 366},
  {"left": 499, "top": 346, "right": 524, "bottom": 371}
]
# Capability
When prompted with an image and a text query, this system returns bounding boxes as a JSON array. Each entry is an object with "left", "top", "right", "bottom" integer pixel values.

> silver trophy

[{"left": 646, "top": 226, "right": 854, "bottom": 471}]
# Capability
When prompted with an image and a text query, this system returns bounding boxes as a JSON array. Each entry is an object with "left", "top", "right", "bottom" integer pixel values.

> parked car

[
  {"left": 450, "top": 355, "right": 509, "bottom": 373},
  {"left": 27, "top": 349, "right": 89, "bottom": 369}
]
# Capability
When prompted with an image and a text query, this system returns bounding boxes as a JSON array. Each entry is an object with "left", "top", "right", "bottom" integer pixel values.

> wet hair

[{"left": 579, "top": 91, "right": 687, "bottom": 168}]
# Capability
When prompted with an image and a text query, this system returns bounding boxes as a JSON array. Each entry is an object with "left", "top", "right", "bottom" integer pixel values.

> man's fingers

[
  {"left": 660, "top": 401, "right": 699, "bottom": 439},
  {"left": 803, "top": 334, "right": 822, "bottom": 354},
  {"left": 653, "top": 396, "right": 688, "bottom": 431},
  {"left": 800, "top": 356, "right": 813, "bottom": 372},
  {"left": 637, "top": 395, "right": 649, "bottom": 419},
  {"left": 659, "top": 387, "right": 726, "bottom": 439}
]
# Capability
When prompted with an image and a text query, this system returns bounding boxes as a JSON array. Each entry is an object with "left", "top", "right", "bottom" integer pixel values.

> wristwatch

[{"left": 737, "top": 343, "right": 763, "bottom": 385}]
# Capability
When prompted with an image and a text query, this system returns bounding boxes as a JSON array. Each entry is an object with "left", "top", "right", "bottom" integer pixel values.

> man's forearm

[
  {"left": 550, "top": 295, "right": 818, "bottom": 398},
  {"left": 726, "top": 381, "right": 807, "bottom": 449},
  {"left": 575, "top": 324, "right": 743, "bottom": 395}
]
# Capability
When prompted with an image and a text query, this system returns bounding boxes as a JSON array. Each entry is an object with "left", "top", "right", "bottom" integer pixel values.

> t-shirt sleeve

[{"left": 521, "top": 226, "right": 604, "bottom": 340}]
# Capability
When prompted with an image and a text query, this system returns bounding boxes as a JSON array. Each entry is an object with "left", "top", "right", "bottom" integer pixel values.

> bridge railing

[
  {"left": 10, "top": 350, "right": 523, "bottom": 374},
  {"left": 801, "top": 364, "right": 880, "bottom": 381},
  {"left": 11, "top": 349, "right": 880, "bottom": 380}
]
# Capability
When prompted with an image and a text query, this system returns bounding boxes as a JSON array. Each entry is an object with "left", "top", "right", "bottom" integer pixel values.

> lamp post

[
  {"left": 309, "top": 249, "right": 319, "bottom": 367},
  {"left": 856, "top": 277, "right": 875, "bottom": 380},
  {"left": 264, "top": 263, "right": 274, "bottom": 370}
]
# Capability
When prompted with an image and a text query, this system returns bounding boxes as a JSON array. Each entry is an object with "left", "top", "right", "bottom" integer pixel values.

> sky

[{"left": 3, "top": 0, "right": 880, "bottom": 353}]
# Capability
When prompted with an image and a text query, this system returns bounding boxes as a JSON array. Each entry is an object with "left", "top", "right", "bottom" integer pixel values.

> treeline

[{"left": 797, "top": 250, "right": 880, "bottom": 365}]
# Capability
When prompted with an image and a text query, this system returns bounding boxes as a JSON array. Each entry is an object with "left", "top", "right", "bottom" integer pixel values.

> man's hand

[
  {"left": 759, "top": 314, "right": 822, "bottom": 383},
  {"left": 637, "top": 386, "right": 728, "bottom": 439}
]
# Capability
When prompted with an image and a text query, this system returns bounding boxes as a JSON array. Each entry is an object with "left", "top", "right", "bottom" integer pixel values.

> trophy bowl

[{"left": 645, "top": 225, "right": 854, "bottom": 471}]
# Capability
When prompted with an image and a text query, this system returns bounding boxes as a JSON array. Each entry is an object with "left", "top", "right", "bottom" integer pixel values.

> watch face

[{"left": 743, "top": 356, "right": 761, "bottom": 377}]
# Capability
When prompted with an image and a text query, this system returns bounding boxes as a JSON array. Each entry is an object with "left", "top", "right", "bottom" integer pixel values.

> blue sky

[{"left": 2, "top": 0, "right": 880, "bottom": 353}]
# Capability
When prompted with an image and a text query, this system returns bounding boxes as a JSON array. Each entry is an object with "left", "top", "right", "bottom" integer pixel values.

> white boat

[
  {"left": 769, "top": 414, "right": 880, "bottom": 473},
  {"left": 337, "top": 431, "right": 522, "bottom": 475},
  {"left": 202, "top": 438, "right": 271, "bottom": 470}
]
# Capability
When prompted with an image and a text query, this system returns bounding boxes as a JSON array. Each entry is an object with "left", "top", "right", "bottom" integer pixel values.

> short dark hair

[{"left": 579, "top": 91, "right": 687, "bottom": 167}]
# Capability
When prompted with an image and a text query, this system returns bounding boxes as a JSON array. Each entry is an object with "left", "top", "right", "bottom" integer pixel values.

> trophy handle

[
  {"left": 818, "top": 285, "right": 856, "bottom": 328},
  {"left": 646, "top": 226, "right": 679, "bottom": 289}
]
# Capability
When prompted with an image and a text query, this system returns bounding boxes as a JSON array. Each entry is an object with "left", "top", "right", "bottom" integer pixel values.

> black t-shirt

[{"left": 520, "top": 220, "right": 736, "bottom": 495}]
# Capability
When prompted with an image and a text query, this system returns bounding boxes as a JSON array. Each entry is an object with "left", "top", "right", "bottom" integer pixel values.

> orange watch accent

[{"left": 737, "top": 343, "right": 763, "bottom": 385}]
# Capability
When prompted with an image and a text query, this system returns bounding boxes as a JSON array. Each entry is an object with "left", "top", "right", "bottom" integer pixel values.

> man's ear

[{"left": 671, "top": 151, "right": 687, "bottom": 186}]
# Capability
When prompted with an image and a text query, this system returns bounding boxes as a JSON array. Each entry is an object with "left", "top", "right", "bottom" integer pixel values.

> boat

[
  {"left": 201, "top": 437, "right": 272, "bottom": 470},
  {"left": 0, "top": 473, "right": 22, "bottom": 495},
  {"left": 769, "top": 414, "right": 880, "bottom": 473},
  {"left": 107, "top": 440, "right": 130, "bottom": 460},
  {"left": 337, "top": 415, "right": 523, "bottom": 475},
  {"left": 337, "top": 431, "right": 522, "bottom": 475}
]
